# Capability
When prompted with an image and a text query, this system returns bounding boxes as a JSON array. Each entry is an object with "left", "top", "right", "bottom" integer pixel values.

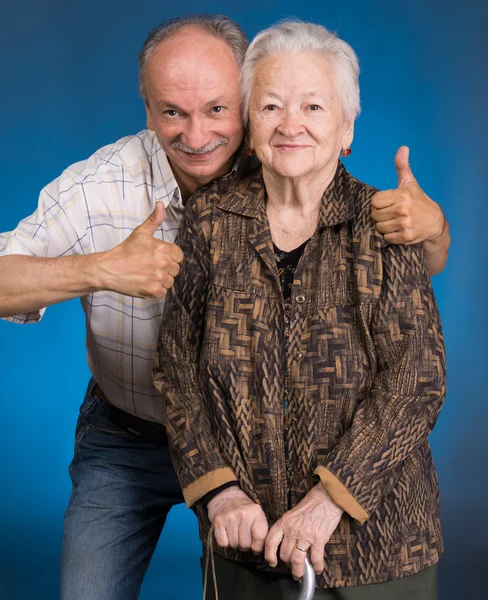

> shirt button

[{"left": 296, "top": 295, "right": 306, "bottom": 304}]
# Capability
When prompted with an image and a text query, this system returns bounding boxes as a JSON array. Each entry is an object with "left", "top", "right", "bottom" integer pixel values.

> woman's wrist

[{"left": 199, "top": 481, "right": 240, "bottom": 508}]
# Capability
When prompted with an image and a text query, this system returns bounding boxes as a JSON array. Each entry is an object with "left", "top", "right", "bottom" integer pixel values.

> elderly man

[{"left": 0, "top": 14, "right": 450, "bottom": 600}]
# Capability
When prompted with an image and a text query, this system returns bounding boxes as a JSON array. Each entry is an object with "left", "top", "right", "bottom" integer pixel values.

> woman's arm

[
  {"left": 153, "top": 199, "right": 238, "bottom": 506},
  {"left": 154, "top": 196, "right": 269, "bottom": 550},
  {"left": 314, "top": 239, "right": 447, "bottom": 523}
]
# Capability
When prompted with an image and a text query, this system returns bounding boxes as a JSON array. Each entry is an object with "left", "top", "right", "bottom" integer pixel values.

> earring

[
  {"left": 341, "top": 148, "right": 352, "bottom": 157},
  {"left": 246, "top": 147, "right": 255, "bottom": 156}
]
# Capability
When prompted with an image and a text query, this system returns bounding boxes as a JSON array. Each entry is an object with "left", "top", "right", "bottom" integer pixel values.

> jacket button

[
  {"left": 295, "top": 351, "right": 303, "bottom": 360},
  {"left": 296, "top": 295, "right": 306, "bottom": 304}
]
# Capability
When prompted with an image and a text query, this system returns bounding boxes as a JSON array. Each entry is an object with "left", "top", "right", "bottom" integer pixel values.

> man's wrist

[
  {"left": 89, "top": 251, "right": 112, "bottom": 292},
  {"left": 426, "top": 206, "right": 447, "bottom": 244}
]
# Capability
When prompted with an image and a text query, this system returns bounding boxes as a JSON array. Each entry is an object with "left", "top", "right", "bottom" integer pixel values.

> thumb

[
  {"left": 137, "top": 201, "right": 166, "bottom": 236},
  {"left": 394, "top": 146, "right": 416, "bottom": 188}
]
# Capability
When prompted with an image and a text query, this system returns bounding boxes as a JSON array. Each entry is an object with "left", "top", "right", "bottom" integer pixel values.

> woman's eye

[
  {"left": 264, "top": 105, "right": 277, "bottom": 111},
  {"left": 309, "top": 104, "right": 321, "bottom": 111}
]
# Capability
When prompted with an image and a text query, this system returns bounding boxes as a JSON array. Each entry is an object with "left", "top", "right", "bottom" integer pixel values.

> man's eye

[
  {"left": 210, "top": 106, "right": 224, "bottom": 114},
  {"left": 163, "top": 110, "right": 178, "bottom": 117}
]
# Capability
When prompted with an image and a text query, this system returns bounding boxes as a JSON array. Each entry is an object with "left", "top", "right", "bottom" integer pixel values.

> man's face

[{"left": 145, "top": 27, "right": 244, "bottom": 192}]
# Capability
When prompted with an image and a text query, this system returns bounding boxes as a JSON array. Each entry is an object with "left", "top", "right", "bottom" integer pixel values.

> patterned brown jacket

[{"left": 154, "top": 163, "right": 446, "bottom": 587}]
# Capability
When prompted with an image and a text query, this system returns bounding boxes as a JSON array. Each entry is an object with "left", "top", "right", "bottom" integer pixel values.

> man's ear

[{"left": 146, "top": 104, "right": 154, "bottom": 131}]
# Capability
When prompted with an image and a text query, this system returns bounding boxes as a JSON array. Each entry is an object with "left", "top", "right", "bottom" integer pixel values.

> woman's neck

[{"left": 263, "top": 166, "right": 337, "bottom": 252}]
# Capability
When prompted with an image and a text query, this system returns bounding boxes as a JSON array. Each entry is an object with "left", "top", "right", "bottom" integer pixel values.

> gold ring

[{"left": 295, "top": 544, "right": 308, "bottom": 552}]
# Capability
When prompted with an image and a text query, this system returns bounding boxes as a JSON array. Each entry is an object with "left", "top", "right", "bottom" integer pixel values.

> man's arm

[
  {"left": 421, "top": 216, "right": 450, "bottom": 277},
  {"left": 0, "top": 202, "right": 183, "bottom": 319},
  {"left": 0, "top": 253, "right": 105, "bottom": 318},
  {"left": 371, "top": 146, "right": 450, "bottom": 276}
]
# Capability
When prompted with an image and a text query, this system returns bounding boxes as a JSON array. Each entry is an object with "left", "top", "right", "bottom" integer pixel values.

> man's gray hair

[
  {"left": 138, "top": 14, "right": 249, "bottom": 106},
  {"left": 241, "top": 20, "right": 361, "bottom": 125}
]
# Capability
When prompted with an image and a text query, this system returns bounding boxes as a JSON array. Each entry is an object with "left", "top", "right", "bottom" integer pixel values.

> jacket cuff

[
  {"left": 314, "top": 466, "right": 369, "bottom": 524},
  {"left": 183, "top": 467, "right": 238, "bottom": 507}
]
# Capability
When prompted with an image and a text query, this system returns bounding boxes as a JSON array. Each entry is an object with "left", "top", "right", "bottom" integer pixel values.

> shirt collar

[{"left": 217, "top": 161, "right": 356, "bottom": 228}]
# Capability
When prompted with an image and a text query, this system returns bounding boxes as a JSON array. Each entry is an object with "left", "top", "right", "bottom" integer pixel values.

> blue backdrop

[{"left": 0, "top": 1, "right": 486, "bottom": 598}]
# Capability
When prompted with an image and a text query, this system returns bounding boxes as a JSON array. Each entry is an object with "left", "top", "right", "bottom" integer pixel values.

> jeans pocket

[{"left": 83, "top": 421, "right": 134, "bottom": 439}]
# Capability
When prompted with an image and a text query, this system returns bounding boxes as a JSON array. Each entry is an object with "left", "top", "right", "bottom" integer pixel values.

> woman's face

[{"left": 248, "top": 51, "right": 354, "bottom": 182}]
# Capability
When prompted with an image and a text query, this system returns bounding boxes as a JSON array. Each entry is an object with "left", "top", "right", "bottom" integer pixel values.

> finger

[
  {"left": 137, "top": 201, "right": 167, "bottom": 236},
  {"left": 160, "top": 274, "right": 175, "bottom": 291},
  {"left": 165, "top": 260, "right": 181, "bottom": 278},
  {"left": 394, "top": 146, "right": 416, "bottom": 188},
  {"left": 237, "top": 519, "right": 253, "bottom": 551},
  {"left": 264, "top": 523, "right": 284, "bottom": 567},
  {"left": 289, "top": 548, "right": 307, "bottom": 581},
  {"left": 279, "top": 535, "right": 299, "bottom": 564},
  {"left": 372, "top": 205, "right": 408, "bottom": 223},
  {"left": 226, "top": 520, "right": 240, "bottom": 549},
  {"left": 166, "top": 242, "right": 184, "bottom": 263},
  {"left": 250, "top": 513, "right": 268, "bottom": 554},
  {"left": 374, "top": 218, "right": 404, "bottom": 235},
  {"left": 310, "top": 544, "right": 325, "bottom": 575},
  {"left": 383, "top": 230, "right": 417, "bottom": 245},
  {"left": 371, "top": 190, "right": 395, "bottom": 210},
  {"left": 213, "top": 520, "right": 229, "bottom": 548}
]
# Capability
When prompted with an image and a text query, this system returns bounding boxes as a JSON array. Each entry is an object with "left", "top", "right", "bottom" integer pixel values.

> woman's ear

[
  {"left": 245, "top": 126, "right": 254, "bottom": 155},
  {"left": 342, "top": 119, "right": 355, "bottom": 150}
]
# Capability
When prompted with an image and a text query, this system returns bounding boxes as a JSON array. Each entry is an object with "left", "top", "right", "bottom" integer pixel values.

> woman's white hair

[{"left": 241, "top": 20, "right": 361, "bottom": 125}]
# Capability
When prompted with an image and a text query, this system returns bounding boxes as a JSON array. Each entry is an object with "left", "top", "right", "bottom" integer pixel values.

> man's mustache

[{"left": 170, "top": 138, "right": 229, "bottom": 154}]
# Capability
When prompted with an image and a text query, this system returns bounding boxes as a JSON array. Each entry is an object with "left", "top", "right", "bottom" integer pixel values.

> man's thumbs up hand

[
  {"left": 371, "top": 146, "right": 444, "bottom": 245},
  {"left": 98, "top": 201, "right": 184, "bottom": 298}
]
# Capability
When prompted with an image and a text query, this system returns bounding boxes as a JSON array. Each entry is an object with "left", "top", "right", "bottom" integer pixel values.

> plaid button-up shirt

[{"left": 0, "top": 130, "right": 184, "bottom": 422}]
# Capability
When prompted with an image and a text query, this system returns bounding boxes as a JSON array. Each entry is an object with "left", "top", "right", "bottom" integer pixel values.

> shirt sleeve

[
  {"left": 0, "top": 174, "right": 87, "bottom": 324},
  {"left": 314, "top": 240, "right": 447, "bottom": 524},
  {"left": 153, "top": 199, "right": 237, "bottom": 507}
]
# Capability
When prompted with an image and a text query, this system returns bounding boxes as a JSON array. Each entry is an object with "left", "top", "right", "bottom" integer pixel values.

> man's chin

[{"left": 177, "top": 153, "right": 234, "bottom": 181}]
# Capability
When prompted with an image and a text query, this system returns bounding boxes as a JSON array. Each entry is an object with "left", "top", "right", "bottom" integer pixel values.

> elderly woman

[{"left": 154, "top": 21, "right": 446, "bottom": 600}]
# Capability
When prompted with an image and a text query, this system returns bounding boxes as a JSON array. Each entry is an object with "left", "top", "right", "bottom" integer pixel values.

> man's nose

[
  {"left": 182, "top": 116, "right": 210, "bottom": 150},
  {"left": 278, "top": 110, "right": 304, "bottom": 138}
]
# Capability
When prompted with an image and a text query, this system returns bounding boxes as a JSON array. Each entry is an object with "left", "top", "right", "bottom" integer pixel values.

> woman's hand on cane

[
  {"left": 207, "top": 486, "right": 269, "bottom": 553},
  {"left": 264, "top": 484, "right": 343, "bottom": 580}
]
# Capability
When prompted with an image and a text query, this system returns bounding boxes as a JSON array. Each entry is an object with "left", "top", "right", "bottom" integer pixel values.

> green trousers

[{"left": 203, "top": 554, "right": 438, "bottom": 600}]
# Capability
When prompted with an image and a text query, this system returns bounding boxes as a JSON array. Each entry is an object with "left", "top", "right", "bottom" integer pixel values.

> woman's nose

[{"left": 278, "top": 110, "right": 304, "bottom": 138}]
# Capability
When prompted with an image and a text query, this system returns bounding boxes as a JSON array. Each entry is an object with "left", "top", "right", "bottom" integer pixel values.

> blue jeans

[{"left": 60, "top": 380, "right": 184, "bottom": 600}]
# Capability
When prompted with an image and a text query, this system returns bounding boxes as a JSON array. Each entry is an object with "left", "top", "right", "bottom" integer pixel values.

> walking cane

[{"left": 298, "top": 555, "right": 316, "bottom": 600}]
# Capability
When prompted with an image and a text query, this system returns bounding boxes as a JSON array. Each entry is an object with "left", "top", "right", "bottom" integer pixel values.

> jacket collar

[{"left": 217, "top": 161, "right": 356, "bottom": 228}]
